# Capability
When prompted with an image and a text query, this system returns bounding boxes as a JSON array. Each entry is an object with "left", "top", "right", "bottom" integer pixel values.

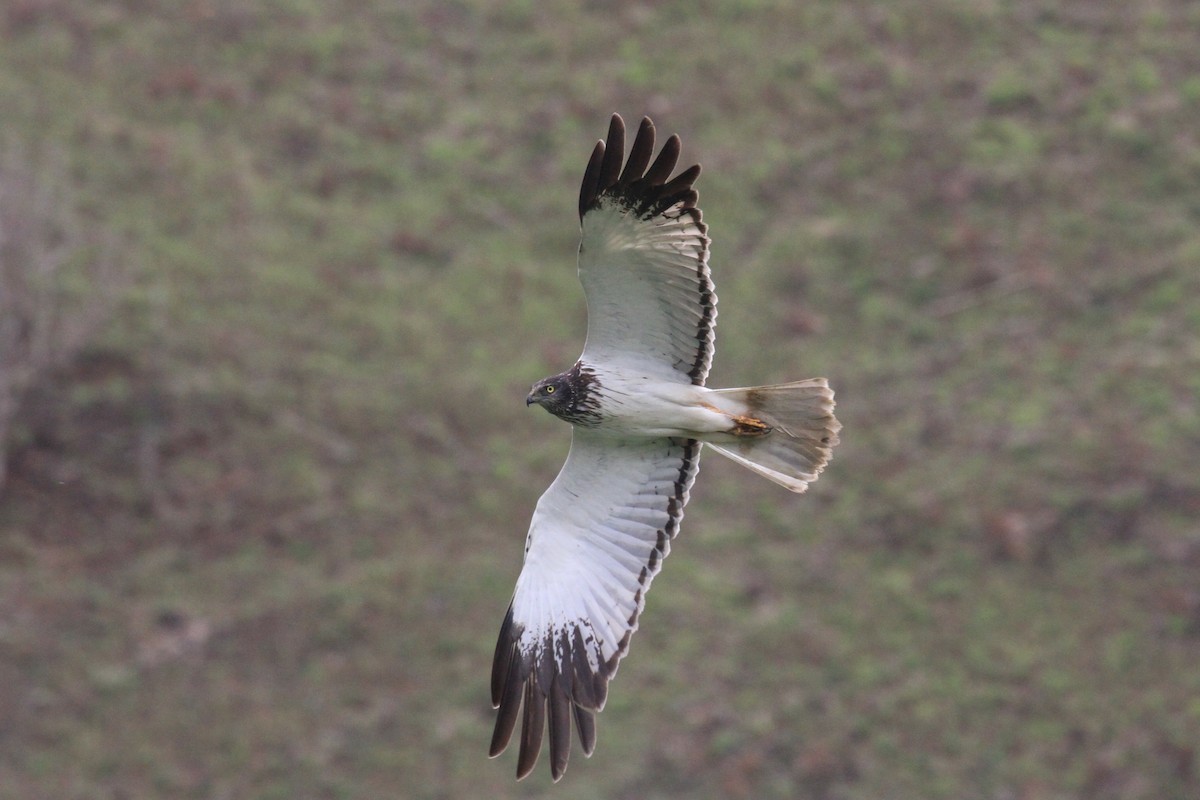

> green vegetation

[{"left": 1, "top": 1, "right": 1198, "bottom": 797}]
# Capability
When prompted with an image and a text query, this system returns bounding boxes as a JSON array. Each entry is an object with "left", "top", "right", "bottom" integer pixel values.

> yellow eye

[{"left": 545, "top": 385, "right": 556, "bottom": 394}]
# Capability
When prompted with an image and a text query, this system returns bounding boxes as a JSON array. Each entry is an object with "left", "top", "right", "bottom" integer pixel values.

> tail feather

[{"left": 704, "top": 379, "right": 840, "bottom": 493}]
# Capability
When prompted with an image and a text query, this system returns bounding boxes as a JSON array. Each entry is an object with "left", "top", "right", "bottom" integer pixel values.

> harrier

[{"left": 490, "top": 114, "right": 840, "bottom": 781}]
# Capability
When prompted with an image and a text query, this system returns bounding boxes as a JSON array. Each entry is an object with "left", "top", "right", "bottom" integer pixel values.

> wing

[
  {"left": 577, "top": 114, "right": 717, "bottom": 386},
  {"left": 489, "top": 430, "right": 702, "bottom": 781}
]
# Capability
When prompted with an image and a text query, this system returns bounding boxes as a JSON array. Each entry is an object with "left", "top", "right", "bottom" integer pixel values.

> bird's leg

[
  {"left": 697, "top": 401, "right": 773, "bottom": 437},
  {"left": 730, "top": 414, "right": 772, "bottom": 436}
]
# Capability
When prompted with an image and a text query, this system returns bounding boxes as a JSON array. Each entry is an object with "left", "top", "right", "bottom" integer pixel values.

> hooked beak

[{"left": 526, "top": 391, "right": 537, "bottom": 407}]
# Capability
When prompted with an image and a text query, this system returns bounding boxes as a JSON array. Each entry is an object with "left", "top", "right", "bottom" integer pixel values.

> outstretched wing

[
  {"left": 489, "top": 431, "right": 701, "bottom": 781},
  {"left": 577, "top": 114, "right": 717, "bottom": 386}
]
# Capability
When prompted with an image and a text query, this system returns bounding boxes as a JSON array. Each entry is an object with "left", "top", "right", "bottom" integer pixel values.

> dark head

[
  {"left": 526, "top": 374, "right": 573, "bottom": 412},
  {"left": 525, "top": 362, "right": 602, "bottom": 426}
]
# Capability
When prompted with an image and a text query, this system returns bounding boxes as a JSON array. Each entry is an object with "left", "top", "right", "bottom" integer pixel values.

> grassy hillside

[{"left": 1, "top": 1, "right": 1198, "bottom": 798}]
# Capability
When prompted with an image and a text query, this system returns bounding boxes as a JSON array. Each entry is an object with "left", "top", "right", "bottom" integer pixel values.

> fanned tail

[{"left": 704, "top": 379, "right": 840, "bottom": 493}]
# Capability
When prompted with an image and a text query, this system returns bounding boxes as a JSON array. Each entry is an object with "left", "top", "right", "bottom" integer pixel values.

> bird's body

[
  {"left": 535, "top": 361, "right": 747, "bottom": 438},
  {"left": 491, "top": 114, "right": 841, "bottom": 781}
]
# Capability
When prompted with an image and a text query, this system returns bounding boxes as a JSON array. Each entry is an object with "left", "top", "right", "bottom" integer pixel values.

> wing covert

[
  {"left": 576, "top": 114, "right": 716, "bottom": 386},
  {"left": 489, "top": 430, "right": 702, "bottom": 781}
]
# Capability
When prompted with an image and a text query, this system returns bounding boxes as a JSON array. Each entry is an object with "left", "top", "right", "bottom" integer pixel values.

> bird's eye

[{"left": 545, "top": 385, "right": 556, "bottom": 394}]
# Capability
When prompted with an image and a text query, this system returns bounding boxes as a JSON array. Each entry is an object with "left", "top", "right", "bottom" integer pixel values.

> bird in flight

[{"left": 490, "top": 114, "right": 841, "bottom": 781}]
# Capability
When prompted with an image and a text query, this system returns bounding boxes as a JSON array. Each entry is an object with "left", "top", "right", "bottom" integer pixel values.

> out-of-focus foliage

[
  {"left": 0, "top": 142, "right": 128, "bottom": 491},
  {"left": 0, "top": 1, "right": 1197, "bottom": 798}
]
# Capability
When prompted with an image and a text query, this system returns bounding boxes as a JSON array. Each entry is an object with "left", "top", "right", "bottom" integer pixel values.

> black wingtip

[
  {"left": 578, "top": 139, "right": 606, "bottom": 221},
  {"left": 515, "top": 679, "right": 545, "bottom": 780},
  {"left": 489, "top": 603, "right": 527, "bottom": 759},
  {"left": 548, "top": 675, "right": 572, "bottom": 781},
  {"left": 577, "top": 114, "right": 701, "bottom": 221},
  {"left": 490, "top": 604, "right": 516, "bottom": 706},
  {"left": 618, "top": 117, "right": 656, "bottom": 187},
  {"left": 488, "top": 616, "right": 616, "bottom": 780},
  {"left": 489, "top": 646, "right": 523, "bottom": 758},
  {"left": 574, "top": 705, "right": 597, "bottom": 757},
  {"left": 644, "top": 133, "right": 682, "bottom": 186},
  {"left": 596, "top": 114, "right": 626, "bottom": 193}
]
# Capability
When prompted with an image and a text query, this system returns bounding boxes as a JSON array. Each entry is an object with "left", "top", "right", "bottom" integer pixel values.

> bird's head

[
  {"left": 526, "top": 362, "right": 601, "bottom": 425},
  {"left": 526, "top": 374, "right": 573, "bottom": 414}
]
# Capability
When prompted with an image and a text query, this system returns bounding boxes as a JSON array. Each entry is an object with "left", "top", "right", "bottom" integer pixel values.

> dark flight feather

[{"left": 577, "top": 114, "right": 701, "bottom": 221}]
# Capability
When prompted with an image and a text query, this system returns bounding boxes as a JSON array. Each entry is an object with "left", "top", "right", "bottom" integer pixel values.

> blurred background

[{"left": 1, "top": 1, "right": 1198, "bottom": 798}]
